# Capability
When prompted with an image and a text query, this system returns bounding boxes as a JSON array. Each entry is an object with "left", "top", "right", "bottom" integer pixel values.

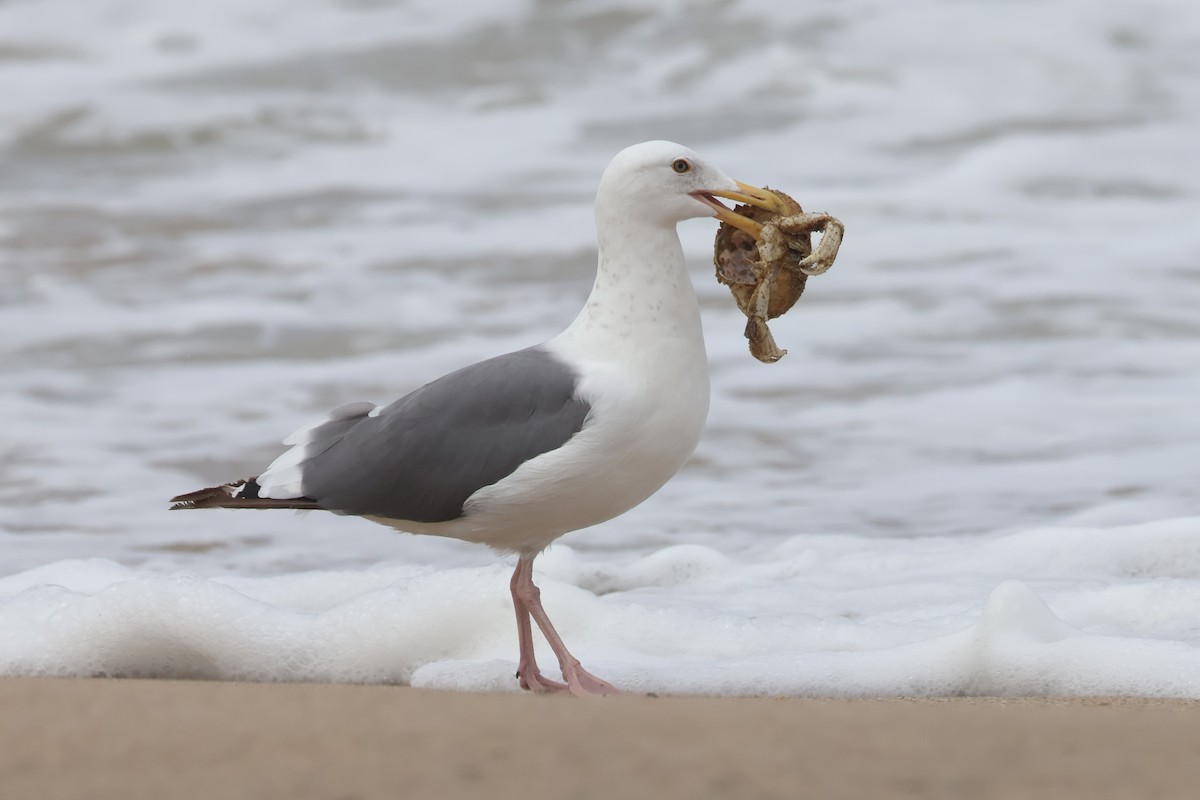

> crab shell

[{"left": 712, "top": 188, "right": 811, "bottom": 362}]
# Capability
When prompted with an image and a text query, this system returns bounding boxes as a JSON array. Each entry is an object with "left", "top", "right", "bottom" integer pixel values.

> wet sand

[{"left": 2, "top": 678, "right": 1199, "bottom": 799}]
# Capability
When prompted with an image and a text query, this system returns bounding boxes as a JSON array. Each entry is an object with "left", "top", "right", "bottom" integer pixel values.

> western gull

[{"left": 171, "top": 140, "right": 789, "bottom": 695}]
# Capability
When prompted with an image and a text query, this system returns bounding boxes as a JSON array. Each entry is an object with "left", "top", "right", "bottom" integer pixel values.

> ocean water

[{"left": 1, "top": 0, "right": 1198, "bottom": 695}]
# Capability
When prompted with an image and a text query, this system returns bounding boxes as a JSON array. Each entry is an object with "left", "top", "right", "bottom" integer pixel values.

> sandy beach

[{"left": 2, "top": 678, "right": 1197, "bottom": 800}]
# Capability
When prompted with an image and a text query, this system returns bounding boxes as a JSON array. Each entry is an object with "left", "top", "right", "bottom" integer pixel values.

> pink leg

[
  {"left": 511, "top": 555, "right": 621, "bottom": 697},
  {"left": 510, "top": 559, "right": 567, "bottom": 693}
]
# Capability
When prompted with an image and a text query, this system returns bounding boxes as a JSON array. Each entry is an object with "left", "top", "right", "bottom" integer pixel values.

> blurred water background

[{"left": 0, "top": 0, "right": 1198, "bottom": 692}]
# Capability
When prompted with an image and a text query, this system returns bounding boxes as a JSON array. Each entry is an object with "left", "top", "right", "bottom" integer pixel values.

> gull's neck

[{"left": 555, "top": 211, "right": 705, "bottom": 357}]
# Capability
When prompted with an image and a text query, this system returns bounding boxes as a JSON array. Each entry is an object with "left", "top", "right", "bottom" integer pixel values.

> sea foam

[{"left": 3, "top": 517, "right": 1198, "bottom": 697}]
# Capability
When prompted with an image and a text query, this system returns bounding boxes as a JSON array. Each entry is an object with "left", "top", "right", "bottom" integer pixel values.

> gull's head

[{"left": 596, "top": 140, "right": 788, "bottom": 234}]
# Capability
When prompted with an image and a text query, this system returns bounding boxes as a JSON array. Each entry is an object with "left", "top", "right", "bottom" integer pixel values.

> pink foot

[
  {"left": 516, "top": 664, "right": 569, "bottom": 694},
  {"left": 562, "top": 660, "right": 622, "bottom": 696},
  {"left": 510, "top": 555, "right": 621, "bottom": 697}
]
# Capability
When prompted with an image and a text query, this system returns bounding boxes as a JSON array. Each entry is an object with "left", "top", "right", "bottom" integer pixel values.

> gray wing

[{"left": 296, "top": 346, "right": 591, "bottom": 523}]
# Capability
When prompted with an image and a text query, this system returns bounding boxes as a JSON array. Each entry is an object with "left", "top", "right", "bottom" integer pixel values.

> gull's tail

[{"left": 169, "top": 478, "right": 322, "bottom": 511}]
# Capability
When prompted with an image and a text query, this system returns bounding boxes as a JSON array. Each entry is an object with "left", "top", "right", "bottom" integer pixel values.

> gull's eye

[{"left": 672, "top": 158, "right": 692, "bottom": 174}]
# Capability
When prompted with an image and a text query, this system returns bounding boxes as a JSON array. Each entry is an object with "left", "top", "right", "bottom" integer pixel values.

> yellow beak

[{"left": 699, "top": 181, "right": 790, "bottom": 238}]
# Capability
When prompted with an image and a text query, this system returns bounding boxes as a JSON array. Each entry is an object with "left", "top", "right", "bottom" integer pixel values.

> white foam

[{"left": 3, "top": 518, "right": 1198, "bottom": 696}]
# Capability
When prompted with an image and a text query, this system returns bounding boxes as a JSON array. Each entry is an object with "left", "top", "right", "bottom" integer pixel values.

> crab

[{"left": 713, "top": 188, "right": 844, "bottom": 363}]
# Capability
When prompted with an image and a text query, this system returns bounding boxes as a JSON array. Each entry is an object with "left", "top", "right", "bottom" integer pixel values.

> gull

[{"left": 171, "top": 140, "right": 786, "bottom": 695}]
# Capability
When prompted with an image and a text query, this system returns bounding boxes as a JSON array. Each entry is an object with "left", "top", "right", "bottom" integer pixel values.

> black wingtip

[
  {"left": 169, "top": 478, "right": 323, "bottom": 511},
  {"left": 170, "top": 480, "right": 247, "bottom": 510}
]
